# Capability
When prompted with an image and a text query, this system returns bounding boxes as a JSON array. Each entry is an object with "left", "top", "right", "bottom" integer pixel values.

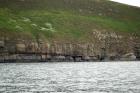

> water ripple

[{"left": 0, "top": 62, "right": 140, "bottom": 93}]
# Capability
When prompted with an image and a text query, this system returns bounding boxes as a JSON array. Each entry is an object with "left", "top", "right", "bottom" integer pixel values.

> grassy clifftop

[{"left": 0, "top": 0, "right": 140, "bottom": 41}]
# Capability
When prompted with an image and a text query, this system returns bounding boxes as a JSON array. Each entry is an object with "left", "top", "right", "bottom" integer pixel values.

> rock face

[
  {"left": 0, "top": 27, "right": 139, "bottom": 62},
  {"left": 0, "top": 41, "right": 4, "bottom": 52},
  {"left": 16, "top": 43, "right": 26, "bottom": 53},
  {"left": 134, "top": 43, "right": 140, "bottom": 60},
  {"left": 0, "top": 41, "right": 4, "bottom": 47},
  {"left": 121, "top": 53, "right": 136, "bottom": 61},
  {"left": 0, "top": 31, "right": 139, "bottom": 62}
]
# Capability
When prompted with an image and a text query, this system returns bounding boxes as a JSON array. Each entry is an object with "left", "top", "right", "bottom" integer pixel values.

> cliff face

[
  {"left": 0, "top": 0, "right": 140, "bottom": 61},
  {"left": 0, "top": 31, "right": 139, "bottom": 61}
]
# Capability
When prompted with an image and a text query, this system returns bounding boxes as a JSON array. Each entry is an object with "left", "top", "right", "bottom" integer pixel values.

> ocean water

[{"left": 0, "top": 62, "right": 140, "bottom": 93}]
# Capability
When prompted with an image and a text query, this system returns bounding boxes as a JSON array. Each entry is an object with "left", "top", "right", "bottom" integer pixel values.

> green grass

[{"left": 0, "top": 0, "right": 140, "bottom": 41}]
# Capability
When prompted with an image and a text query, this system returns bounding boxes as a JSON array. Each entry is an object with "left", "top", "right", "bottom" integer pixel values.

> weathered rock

[
  {"left": 16, "top": 43, "right": 26, "bottom": 52},
  {"left": 0, "top": 41, "right": 4, "bottom": 48},
  {"left": 121, "top": 53, "right": 136, "bottom": 61}
]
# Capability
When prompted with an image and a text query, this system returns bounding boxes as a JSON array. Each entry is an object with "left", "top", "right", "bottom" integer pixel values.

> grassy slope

[{"left": 0, "top": 0, "right": 140, "bottom": 42}]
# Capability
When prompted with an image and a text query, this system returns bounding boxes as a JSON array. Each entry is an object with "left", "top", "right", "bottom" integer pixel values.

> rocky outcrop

[
  {"left": 0, "top": 31, "right": 139, "bottom": 62},
  {"left": 120, "top": 53, "right": 136, "bottom": 61}
]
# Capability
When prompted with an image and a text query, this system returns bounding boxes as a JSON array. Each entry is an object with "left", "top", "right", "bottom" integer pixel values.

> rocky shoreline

[
  {"left": 0, "top": 31, "right": 140, "bottom": 62},
  {"left": 0, "top": 44, "right": 139, "bottom": 62}
]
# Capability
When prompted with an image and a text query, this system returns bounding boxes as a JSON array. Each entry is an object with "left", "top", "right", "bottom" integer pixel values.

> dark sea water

[{"left": 0, "top": 62, "right": 140, "bottom": 93}]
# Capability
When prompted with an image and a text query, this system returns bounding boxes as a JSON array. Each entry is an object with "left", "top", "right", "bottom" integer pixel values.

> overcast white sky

[{"left": 110, "top": 0, "right": 140, "bottom": 7}]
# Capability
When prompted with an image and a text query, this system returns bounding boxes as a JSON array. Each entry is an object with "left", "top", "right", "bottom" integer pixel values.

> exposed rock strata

[{"left": 0, "top": 32, "right": 139, "bottom": 62}]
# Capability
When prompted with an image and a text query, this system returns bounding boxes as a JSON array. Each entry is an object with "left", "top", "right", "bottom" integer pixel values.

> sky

[{"left": 110, "top": 0, "right": 140, "bottom": 7}]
